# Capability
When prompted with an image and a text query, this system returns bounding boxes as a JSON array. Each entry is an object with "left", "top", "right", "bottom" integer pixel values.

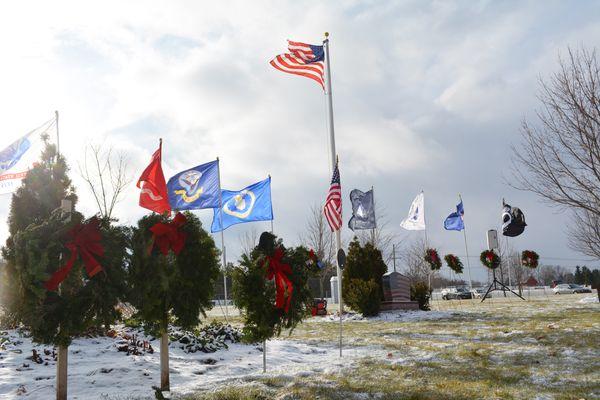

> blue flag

[
  {"left": 444, "top": 201, "right": 465, "bottom": 231},
  {"left": 211, "top": 177, "right": 273, "bottom": 233},
  {"left": 167, "top": 160, "right": 220, "bottom": 210}
]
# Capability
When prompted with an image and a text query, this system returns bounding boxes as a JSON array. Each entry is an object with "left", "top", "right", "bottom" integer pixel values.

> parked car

[
  {"left": 551, "top": 280, "right": 563, "bottom": 288},
  {"left": 441, "top": 286, "right": 473, "bottom": 300},
  {"left": 552, "top": 284, "right": 592, "bottom": 294},
  {"left": 471, "top": 287, "right": 490, "bottom": 299}
]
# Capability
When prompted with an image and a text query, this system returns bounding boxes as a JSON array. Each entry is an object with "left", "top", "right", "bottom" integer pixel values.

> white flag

[
  {"left": 0, "top": 122, "right": 50, "bottom": 195},
  {"left": 400, "top": 192, "right": 426, "bottom": 230}
]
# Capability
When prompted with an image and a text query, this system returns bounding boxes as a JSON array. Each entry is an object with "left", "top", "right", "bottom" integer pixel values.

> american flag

[
  {"left": 270, "top": 40, "right": 325, "bottom": 89},
  {"left": 324, "top": 160, "right": 342, "bottom": 232}
]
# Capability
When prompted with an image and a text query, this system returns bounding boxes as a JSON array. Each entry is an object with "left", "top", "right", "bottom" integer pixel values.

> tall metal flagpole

[
  {"left": 422, "top": 190, "right": 432, "bottom": 292},
  {"left": 370, "top": 186, "right": 376, "bottom": 244},
  {"left": 459, "top": 194, "right": 473, "bottom": 291},
  {"left": 216, "top": 157, "right": 229, "bottom": 320},
  {"left": 323, "top": 32, "right": 343, "bottom": 357},
  {"left": 422, "top": 190, "right": 428, "bottom": 247},
  {"left": 55, "top": 111, "right": 60, "bottom": 157}
]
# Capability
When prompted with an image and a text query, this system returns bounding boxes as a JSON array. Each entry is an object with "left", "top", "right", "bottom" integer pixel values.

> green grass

[{"left": 186, "top": 295, "right": 599, "bottom": 400}]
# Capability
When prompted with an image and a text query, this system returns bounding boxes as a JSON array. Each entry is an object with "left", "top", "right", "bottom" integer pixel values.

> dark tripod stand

[{"left": 481, "top": 268, "right": 526, "bottom": 302}]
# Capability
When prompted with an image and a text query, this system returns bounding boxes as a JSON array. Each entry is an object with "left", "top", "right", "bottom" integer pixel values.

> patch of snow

[
  {"left": 0, "top": 328, "right": 369, "bottom": 400},
  {"left": 578, "top": 296, "right": 598, "bottom": 303},
  {"left": 313, "top": 310, "right": 456, "bottom": 323}
]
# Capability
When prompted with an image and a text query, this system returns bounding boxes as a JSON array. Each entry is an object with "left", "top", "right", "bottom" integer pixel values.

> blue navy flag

[
  {"left": 167, "top": 160, "right": 220, "bottom": 210},
  {"left": 348, "top": 189, "right": 376, "bottom": 231},
  {"left": 444, "top": 201, "right": 465, "bottom": 231},
  {"left": 211, "top": 177, "right": 273, "bottom": 233}
]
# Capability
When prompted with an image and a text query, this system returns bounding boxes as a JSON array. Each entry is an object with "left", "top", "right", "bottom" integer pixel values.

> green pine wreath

[
  {"left": 231, "top": 232, "right": 313, "bottom": 343},
  {"left": 127, "top": 212, "right": 220, "bottom": 336},
  {"left": 521, "top": 250, "right": 539, "bottom": 269},
  {"left": 5, "top": 210, "right": 128, "bottom": 346},
  {"left": 480, "top": 250, "right": 500, "bottom": 270},
  {"left": 444, "top": 254, "right": 464, "bottom": 274},
  {"left": 424, "top": 248, "right": 442, "bottom": 271}
]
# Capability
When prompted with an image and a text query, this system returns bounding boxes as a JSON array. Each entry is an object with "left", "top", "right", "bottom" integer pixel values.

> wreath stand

[{"left": 481, "top": 268, "right": 526, "bottom": 303}]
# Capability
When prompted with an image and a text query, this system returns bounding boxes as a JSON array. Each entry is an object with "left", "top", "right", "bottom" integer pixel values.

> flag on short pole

[
  {"left": 211, "top": 177, "right": 273, "bottom": 233},
  {"left": 444, "top": 201, "right": 465, "bottom": 231},
  {"left": 348, "top": 189, "right": 376, "bottom": 231},
  {"left": 167, "top": 160, "right": 220, "bottom": 211},
  {"left": 400, "top": 192, "right": 426, "bottom": 230},
  {"left": 136, "top": 140, "right": 171, "bottom": 214},
  {"left": 270, "top": 40, "right": 325, "bottom": 89},
  {"left": 0, "top": 119, "right": 53, "bottom": 195},
  {"left": 324, "top": 160, "right": 342, "bottom": 232}
]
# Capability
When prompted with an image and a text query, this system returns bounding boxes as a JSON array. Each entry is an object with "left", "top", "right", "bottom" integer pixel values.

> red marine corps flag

[{"left": 137, "top": 139, "right": 171, "bottom": 214}]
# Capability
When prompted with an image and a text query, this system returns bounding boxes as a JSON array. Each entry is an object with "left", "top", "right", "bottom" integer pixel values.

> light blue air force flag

[
  {"left": 211, "top": 177, "right": 273, "bottom": 233},
  {"left": 444, "top": 201, "right": 465, "bottom": 231},
  {"left": 167, "top": 160, "right": 220, "bottom": 210}
]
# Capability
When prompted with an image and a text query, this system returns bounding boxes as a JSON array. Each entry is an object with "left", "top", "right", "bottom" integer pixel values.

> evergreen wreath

[
  {"left": 480, "top": 250, "right": 500, "bottom": 270},
  {"left": 424, "top": 248, "right": 442, "bottom": 271},
  {"left": 521, "top": 250, "right": 539, "bottom": 269},
  {"left": 231, "top": 232, "right": 313, "bottom": 343},
  {"left": 6, "top": 210, "right": 128, "bottom": 346},
  {"left": 444, "top": 254, "right": 464, "bottom": 274},
  {"left": 127, "top": 212, "right": 220, "bottom": 336}
]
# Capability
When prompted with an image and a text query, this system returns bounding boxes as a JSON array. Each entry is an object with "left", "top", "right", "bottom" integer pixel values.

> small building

[{"left": 522, "top": 276, "right": 539, "bottom": 287}]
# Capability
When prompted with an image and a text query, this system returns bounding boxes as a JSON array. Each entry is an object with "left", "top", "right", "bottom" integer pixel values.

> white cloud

[{"left": 0, "top": 1, "right": 599, "bottom": 269}]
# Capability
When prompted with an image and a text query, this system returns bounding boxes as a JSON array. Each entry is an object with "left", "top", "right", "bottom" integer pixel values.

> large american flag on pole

[
  {"left": 324, "top": 159, "right": 342, "bottom": 232},
  {"left": 270, "top": 40, "right": 325, "bottom": 89}
]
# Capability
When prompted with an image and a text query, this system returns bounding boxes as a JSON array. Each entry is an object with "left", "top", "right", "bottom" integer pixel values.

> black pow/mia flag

[{"left": 502, "top": 200, "right": 527, "bottom": 237}]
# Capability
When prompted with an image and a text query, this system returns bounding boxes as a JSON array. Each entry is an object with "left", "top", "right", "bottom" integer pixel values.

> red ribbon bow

[
  {"left": 44, "top": 217, "right": 104, "bottom": 291},
  {"left": 149, "top": 212, "right": 187, "bottom": 256},
  {"left": 264, "top": 247, "right": 294, "bottom": 313}
]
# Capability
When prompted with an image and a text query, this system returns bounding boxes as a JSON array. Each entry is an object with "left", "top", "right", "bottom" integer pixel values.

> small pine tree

[
  {"left": 1, "top": 138, "right": 76, "bottom": 324},
  {"left": 1, "top": 139, "right": 128, "bottom": 344},
  {"left": 342, "top": 237, "right": 388, "bottom": 316}
]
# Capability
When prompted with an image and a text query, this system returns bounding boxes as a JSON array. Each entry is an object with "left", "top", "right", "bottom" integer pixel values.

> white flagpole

[
  {"left": 323, "top": 32, "right": 343, "bottom": 357},
  {"left": 422, "top": 190, "right": 432, "bottom": 293},
  {"left": 459, "top": 194, "right": 473, "bottom": 291},
  {"left": 216, "top": 158, "right": 229, "bottom": 320},
  {"left": 422, "top": 190, "right": 428, "bottom": 246},
  {"left": 370, "top": 185, "right": 376, "bottom": 244},
  {"left": 55, "top": 111, "right": 60, "bottom": 157}
]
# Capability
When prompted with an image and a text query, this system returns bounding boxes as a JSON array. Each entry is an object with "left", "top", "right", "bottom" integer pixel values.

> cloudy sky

[{"left": 1, "top": 0, "right": 599, "bottom": 281}]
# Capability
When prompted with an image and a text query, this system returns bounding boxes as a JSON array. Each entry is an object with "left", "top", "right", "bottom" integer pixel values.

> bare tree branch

[
  {"left": 299, "top": 204, "right": 336, "bottom": 298},
  {"left": 511, "top": 47, "right": 600, "bottom": 259},
  {"left": 78, "top": 142, "right": 133, "bottom": 219}
]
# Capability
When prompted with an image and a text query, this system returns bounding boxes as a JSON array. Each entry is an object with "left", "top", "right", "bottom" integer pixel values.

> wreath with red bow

[
  {"left": 521, "top": 250, "right": 539, "bottom": 269},
  {"left": 444, "top": 254, "right": 463, "bottom": 274},
  {"left": 424, "top": 248, "right": 442, "bottom": 271},
  {"left": 8, "top": 209, "right": 128, "bottom": 346},
  {"left": 231, "top": 232, "right": 313, "bottom": 343},
  {"left": 480, "top": 250, "right": 500, "bottom": 270}
]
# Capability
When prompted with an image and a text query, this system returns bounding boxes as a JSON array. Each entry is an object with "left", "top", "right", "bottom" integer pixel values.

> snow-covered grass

[{"left": 0, "top": 294, "right": 598, "bottom": 399}]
